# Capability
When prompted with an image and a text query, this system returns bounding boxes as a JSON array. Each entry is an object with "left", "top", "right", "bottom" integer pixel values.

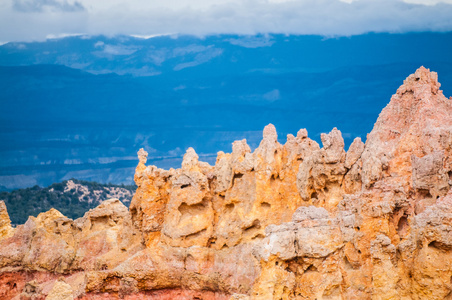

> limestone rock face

[{"left": 0, "top": 67, "right": 451, "bottom": 299}]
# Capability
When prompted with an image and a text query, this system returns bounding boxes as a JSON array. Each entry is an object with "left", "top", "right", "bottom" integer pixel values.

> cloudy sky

[{"left": 1, "top": 0, "right": 452, "bottom": 43}]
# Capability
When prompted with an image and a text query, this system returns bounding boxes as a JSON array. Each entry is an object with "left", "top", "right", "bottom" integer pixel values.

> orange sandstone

[{"left": 0, "top": 67, "right": 451, "bottom": 299}]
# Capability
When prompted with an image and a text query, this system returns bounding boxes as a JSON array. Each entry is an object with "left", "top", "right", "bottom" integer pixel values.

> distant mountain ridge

[
  {"left": 1, "top": 33, "right": 452, "bottom": 189},
  {"left": 2, "top": 33, "right": 452, "bottom": 77}
]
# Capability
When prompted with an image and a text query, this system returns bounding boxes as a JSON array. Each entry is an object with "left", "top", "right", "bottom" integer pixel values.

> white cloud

[
  {"left": 173, "top": 47, "right": 224, "bottom": 71},
  {"left": 46, "top": 32, "right": 84, "bottom": 39},
  {"left": 130, "top": 33, "right": 172, "bottom": 39},
  {"left": 263, "top": 89, "right": 281, "bottom": 101},
  {"left": 13, "top": 0, "right": 85, "bottom": 12},
  {"left": 101, "top": 44, "right": 139, "bottom": 55},
  {"left": 14, "top": 43, "right": 27, "bottom": 49},
  {"left": 228, "top": 35, "right": 275, "bottom": 48},
  {"left": 90, "top": 41, "right": 141, "bottom": 58},
  {"left": 404, "top": 0, "right": 452, "bottom": 4},
  {"left": 1, "top": 0, "right": 452, "bottom": 42},
  {"left": 94, "top": 41, "right": 104, "bottom": 48}
]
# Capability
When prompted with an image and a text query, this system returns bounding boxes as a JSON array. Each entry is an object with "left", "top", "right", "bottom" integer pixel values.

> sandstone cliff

[{"left": 0, "top": 66, "right": 451, "bottom": 299}]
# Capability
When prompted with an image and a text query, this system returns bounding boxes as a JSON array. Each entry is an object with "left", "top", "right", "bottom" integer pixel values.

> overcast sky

[{"left": 1, "top": 0, "right": 452, "bottom": 43}]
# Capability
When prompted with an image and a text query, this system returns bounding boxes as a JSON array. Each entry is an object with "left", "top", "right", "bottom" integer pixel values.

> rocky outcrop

[
  {"left": 0, "top": 67, "right": 451, "bottom": 299},
  {"left": 0, "top": 201, "right": 14, "bottom": 240}
]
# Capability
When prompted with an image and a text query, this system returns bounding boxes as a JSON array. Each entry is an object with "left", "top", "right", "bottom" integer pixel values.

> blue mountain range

[{"left": 1, "top": 32, "right": 452, "bottom": 190}]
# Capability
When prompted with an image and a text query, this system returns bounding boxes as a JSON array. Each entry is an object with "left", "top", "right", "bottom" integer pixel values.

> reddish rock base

[
  {"left": 80, "top": 289, "right": 230, "bottom": 300},
  {"left": 0, "top": 271, "right": 231, "bottom": 300}
]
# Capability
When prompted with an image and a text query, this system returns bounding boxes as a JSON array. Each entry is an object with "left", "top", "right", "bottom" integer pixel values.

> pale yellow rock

[
  {"left": 46, "top": 280, "right": 74, "bottom": 300},
  {"left": 229, "top": 294, "right": 250, "bottom": 300},
  {"left": 0, "top": 201, "right": 14, "bottom": 240}
]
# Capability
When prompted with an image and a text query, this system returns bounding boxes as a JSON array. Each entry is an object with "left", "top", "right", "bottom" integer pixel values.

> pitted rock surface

[{"left": 0, "top": 67, "right": 451, "bottom": 299}]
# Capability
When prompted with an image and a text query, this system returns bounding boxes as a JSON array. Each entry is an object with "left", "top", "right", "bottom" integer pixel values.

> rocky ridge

[
  {"left": 1, "top": 179, "right": 135, "bottom": 225},
  {"left": 0, "top": 66, "right": 451, "bottom": 299}
]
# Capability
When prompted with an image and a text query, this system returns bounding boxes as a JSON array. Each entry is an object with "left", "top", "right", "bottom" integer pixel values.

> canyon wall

[{"left": 0, "top": 66, "right": 451, "bottom": 299}]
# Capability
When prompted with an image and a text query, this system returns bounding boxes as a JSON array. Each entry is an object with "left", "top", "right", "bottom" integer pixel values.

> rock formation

[
  {"left": 0, "top": 66, "right": 451, "bottom": 299},
  {"left": 0, "top": 201, "right": 14, "bottom": 239}
]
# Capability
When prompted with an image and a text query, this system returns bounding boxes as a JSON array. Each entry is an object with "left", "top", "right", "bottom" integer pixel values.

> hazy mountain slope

[
  {"left": 2, "top": 33, "right": 452, "bottom": 77},
  {"left": 1, "top": 33, "right": 451, "bottom": 189}
]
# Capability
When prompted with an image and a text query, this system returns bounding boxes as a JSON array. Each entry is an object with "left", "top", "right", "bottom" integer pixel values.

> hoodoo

[{"left": 1, "top": 66, "right": 451, "bottom": 299}]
